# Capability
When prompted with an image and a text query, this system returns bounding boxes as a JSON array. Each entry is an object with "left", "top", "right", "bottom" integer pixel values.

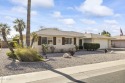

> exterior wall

[
  {"left": 92, "top": 38, "right": 109, "bottom": 49},
  {"left": 84, "top": 39, "right": 92, "bottom": 43}
]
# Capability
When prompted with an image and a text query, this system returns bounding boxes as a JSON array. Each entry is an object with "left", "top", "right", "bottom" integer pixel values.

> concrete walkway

[{"left": 1, "top": 59, "right": 125, "bottom": 83}]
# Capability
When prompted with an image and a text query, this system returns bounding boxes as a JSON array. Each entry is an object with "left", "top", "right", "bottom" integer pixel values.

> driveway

[{"left": 1, "top": 49, "right": 125, "bottom": 76}]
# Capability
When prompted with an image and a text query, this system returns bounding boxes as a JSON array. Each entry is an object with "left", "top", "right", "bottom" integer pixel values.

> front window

[
  {"left": 42, "top": 37, "right": 53, "bottom": 44},
  {"left": 42, "top": 37, "right": 47, "bottom": 44},
  {"left": 65, "top": 38, "right": 72, "bottom": 44},
  {"left": 48, "top": 37, "right": 53, "bottom": 44}
]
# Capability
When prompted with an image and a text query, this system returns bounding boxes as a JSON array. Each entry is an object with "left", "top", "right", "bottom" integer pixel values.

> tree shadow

[{"left": 5, "top": 60, "right": 86, "bottom": 83}]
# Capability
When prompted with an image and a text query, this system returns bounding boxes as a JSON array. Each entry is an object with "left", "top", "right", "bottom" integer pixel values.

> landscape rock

[{"left": 63, "top": 53, "right": 71, "bottom": 58}]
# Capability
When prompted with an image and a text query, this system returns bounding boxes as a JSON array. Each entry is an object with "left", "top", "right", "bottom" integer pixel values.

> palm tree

[
  {"left": 0, "top": 23, "right": 14, "bottom": 53},
  {"left": 31, "top": 32, "right": 38, "bottom": 47},
  {"left": 101, "top": 30, "right": 111, "bottom": 37},
  {"left": 13, "top": 19, "right": 25, "bottom": 47},
  {"left": 26, "top": 0, "right": 31, "bottom": 47}
]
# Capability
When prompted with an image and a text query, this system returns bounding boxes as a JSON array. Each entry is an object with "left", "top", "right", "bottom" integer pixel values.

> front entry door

[{"left": 79, "top": 39, "right": 82, "bottom": 46}]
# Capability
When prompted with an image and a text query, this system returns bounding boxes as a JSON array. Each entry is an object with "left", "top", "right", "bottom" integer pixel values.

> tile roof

[
  {"left": 36, "top": 28, "right": 111, "bottom": 39},
  {"left": 36, "top": 28, "right": 84, "bottom": 37}
]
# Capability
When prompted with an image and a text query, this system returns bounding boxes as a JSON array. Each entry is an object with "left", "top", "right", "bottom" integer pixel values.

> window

[
  {"left": 42, "top": 37, "right": 47, "bottom": 44},
  {"left": 41, "top": 37, "right": 53, "bottom": 44},
  {"left": 65, "top": 38, "right": 72, "bottom": 44},
  {"left": 48, "top": 37, "right": 53, "bottom": 44}
]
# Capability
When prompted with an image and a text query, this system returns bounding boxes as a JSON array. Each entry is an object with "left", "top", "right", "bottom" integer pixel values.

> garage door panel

[
  {"left": 112, "top": 41, "right": 125, "bottom": 48},
  {"left": 94, "top": 39, "right": 108, "bottom": 49}
]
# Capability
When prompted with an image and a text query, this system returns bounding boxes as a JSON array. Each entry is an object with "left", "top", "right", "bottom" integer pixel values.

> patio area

[{"left": 0, "top": 49, "right": 125, "bottom": 76}]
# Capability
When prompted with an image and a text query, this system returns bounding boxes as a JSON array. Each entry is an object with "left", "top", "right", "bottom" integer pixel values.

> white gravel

[{"left": 1, "top": 49, "right": 125, "bottom": 76}]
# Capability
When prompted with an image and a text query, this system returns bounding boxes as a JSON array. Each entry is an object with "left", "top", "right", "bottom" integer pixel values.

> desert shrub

[
  {"left": 9, "top": 41, "right": 18, "bottom": 48},
  {"left": 41, "top": 44, "right": 48, "bottom": 55},
  {"left": 84, "top": 43, "right": 100, "bottom": 51},
  {"left": 68, "top": 48, "right": 75, "bottom": 56},
  {"left": 50, "top": 46, "right": 55, "bottom": 53},
  {"left": 60, "top": 49, "right": 64, "bottom": 53},
  {"left": 6, "top": 52, "right": 17, "bottom": 59},
  {"left": 13, "top": 38, "right": 19, "bottom": 44},
  {"left": 6, "top": 48, "right": 43, "bottom": 62}
]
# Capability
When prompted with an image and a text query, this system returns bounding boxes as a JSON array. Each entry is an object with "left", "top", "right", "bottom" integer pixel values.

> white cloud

[
  {"left": 81, "top": 19, "right": 96, "bottom": 24},
  {"left": 104, "top": 20, "right": 118, "bottom": 25},
  {"left": 11, "top": 6, "right": 38, "bottom": 16},
  {"left": 77, "top": 0, "right": 114, "bottom": 16},
  {"left": 4, "top": 16, "right": 16, "bottom": 21},
  {"left": 52, "top": 11, "right": 63, "bottom": 18},
  {"left": 114, "top": 14, "right": 121, "bottom": 18},
  {"left": 60, "top": 18, "right": 76, "bottom": 25},
  {"left": 67, "top": 7, "right": 74, "bottom": 10},
  {"left": 10, "top": 0, "right": 54, "bottom": 8}
]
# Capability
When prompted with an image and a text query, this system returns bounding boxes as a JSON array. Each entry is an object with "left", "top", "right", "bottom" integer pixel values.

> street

[{"left": 71, "top": 70, "right": 125, "bottom": 83}]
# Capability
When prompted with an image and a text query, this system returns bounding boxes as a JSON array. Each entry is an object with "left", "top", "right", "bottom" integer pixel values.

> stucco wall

[{"left": 84, "top": 39, "right": 92, "bottom": 43}]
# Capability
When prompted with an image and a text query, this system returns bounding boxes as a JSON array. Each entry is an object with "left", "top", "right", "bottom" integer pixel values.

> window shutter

[
  {"left": 53, "top": 37, "right": 56, "bottom": 45},
  {"left": 62, "top": 37, "right": 65, "bottom": 45},
  {"left": 38, "top": 36, "right": 41, "bottom": 45},
  {"left": 74, "top": 38, "right": 76, "bottom": 45}
]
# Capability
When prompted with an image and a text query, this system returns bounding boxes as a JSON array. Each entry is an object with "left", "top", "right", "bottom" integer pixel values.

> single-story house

[
  {"left": 34, "top": 28, "right": 111, "bottom": 52},
  {"left": 111, "top": 36, "right": 125, "bottom": 48}
]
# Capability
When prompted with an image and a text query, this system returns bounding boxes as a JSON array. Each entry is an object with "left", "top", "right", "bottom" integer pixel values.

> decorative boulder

[
  {"left": 110, "top": 50, "right": 115, "bottom": 54},
  {"left": 63, "top": 53, "right": 71, "bottom": 58}
]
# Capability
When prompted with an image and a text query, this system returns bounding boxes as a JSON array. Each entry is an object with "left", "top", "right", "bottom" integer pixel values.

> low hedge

[
  {"left": 79, "top": 46, "right": 83, "bottom": 49},
  {"left": 84, "top": 43, "right": 100, "bottom": 51}
]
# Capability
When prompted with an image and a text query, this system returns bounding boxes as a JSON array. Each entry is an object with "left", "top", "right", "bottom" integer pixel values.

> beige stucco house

[
  {"left": 34, "top": 28, "right": 111, "bottom": 52},
  {"left": 111, "top": 36, "right": 125, "bottom": 48}
]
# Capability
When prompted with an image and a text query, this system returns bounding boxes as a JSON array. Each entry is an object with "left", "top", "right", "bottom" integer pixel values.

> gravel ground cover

[{"left": 0, "top": 49, "right": 125, "bottom": 76}]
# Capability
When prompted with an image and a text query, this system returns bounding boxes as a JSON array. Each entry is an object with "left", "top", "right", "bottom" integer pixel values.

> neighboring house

[
  {"left": 34, "top": 28, "right": 111, "bottom": 52},
  {"left": 111, "top": 36, "right": 125, "bottom": 48}
]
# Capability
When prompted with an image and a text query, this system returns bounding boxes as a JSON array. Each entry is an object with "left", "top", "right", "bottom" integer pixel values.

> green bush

[
  {"left": 84, "top": 43, "right": 100, "bottom": 51},
  {"left": 6, "top": 48, "right": 43, "bottom": 62},
  {"left": 41, "top": 44, "right": 48, "bottom": 55},
  {"left": 6, "top": 52, "right": 17, "bottom": 59},
  {"left": 9, "top": 41, "right": 18, "bottom": 48},
  {"left": 13, "top": 38, "right": 19, "bottom": 44}
]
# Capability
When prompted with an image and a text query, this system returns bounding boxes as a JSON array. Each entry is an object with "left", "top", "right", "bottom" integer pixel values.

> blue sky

[{"left": 0, "top": 0, "right": 125, "bottom": 37}]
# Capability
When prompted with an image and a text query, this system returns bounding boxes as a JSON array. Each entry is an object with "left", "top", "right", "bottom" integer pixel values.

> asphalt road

[{"left": 71, "top": 70, "right": 125, "bottom": 83}]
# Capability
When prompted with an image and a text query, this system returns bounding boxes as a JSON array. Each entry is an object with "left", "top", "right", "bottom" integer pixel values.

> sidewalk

[{"left": 1, "top": 59, "right": 125, "bottom": 83}]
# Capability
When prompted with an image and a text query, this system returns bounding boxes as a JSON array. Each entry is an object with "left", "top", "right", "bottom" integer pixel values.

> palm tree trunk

[
  {"left": 2, "top": 29, "right": 14, "bottom": 53},
  {"left": 31, "top": 37, "right": 34, "bottom": 47},
  {"left": 19, "top": 31, "right": 24, "bottom": 48},
  {"left": 26, "top": 0, "right": 31, "bottom": 47}
]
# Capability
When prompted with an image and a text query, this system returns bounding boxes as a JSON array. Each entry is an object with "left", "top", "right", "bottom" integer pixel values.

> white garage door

[
  {"left": 112, "top": 40, "right": 125, "bottom": 48},
  {"left": 94, "top": 39, "right": 108, "bottom": 49}
]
